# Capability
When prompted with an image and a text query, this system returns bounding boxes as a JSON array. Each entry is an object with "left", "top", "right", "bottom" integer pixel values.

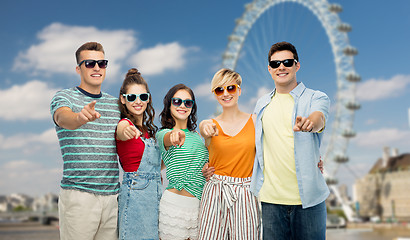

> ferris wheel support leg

[{"left": 329, "top": 184, "right": 355, "bottom": 222}]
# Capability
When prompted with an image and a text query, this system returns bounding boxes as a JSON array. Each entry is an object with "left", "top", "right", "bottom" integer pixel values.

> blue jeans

[
  {"left": 118, "top": 138, "right": 162, "bottom": 240},
  {"left": 261, "top": 201, "right": 326, "bottom": 240}
]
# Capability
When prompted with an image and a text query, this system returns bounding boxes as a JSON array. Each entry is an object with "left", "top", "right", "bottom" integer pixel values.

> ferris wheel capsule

[
  {"left": 235, "top": 18, "right": 249, "bottom": 26},
  {"left": 328, "top": 3, "right": 342, "bottom": 13},
  {"left": 228, "top": 35, "right": 242, "bottom": 42},
  {"left": 334, "top": 155, "right": 349, "bottom": 163},
  {"left": 343, "top": 46, "right": 358, "bottom": 56},
  {"left": 245, "top": 3, "right": 259, "bottom": 11},
  {"left": 337, "top": 23, "right": 352, "bottom": 32},
  {"left": 223, "top": 52, "right": 235, "bottom": 60},
  {"left": 346, "top": 72, "right": 361, "bottom": 82},
  {"left": 342, "top": 129, "right": 356, "bottom": 138},
  {"left": 326, "top": 177, "right": 339, "bottom": 185},
  {"left": 345, "top": 101, "right": 361, "bottom": 110}
]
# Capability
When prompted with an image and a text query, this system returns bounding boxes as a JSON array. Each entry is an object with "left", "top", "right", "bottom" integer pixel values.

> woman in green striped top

[{"left": 156, "top": 84, "right": 208, "bottom": 240}]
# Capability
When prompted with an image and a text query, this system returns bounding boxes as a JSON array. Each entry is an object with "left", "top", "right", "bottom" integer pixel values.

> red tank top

[{"left": 115, "top": 119, "right": 148, "bottom": 172}]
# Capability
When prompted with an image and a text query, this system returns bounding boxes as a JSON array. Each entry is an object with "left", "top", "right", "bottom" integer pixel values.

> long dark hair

[
  {"left": 118, "top": 68, "right": 158, "bottom": 138},
  {"left": 159, "top": 84, "right": 197, "bottom": 131}
]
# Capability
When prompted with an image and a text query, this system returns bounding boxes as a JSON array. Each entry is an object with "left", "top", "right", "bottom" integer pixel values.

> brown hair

[
  {"left": 268, "top": 41, "right": 299, "bottom": 62},
  {"left": 118, "top": 68, "right": 157, "bottom": 138},
  {"left": 75, "top": 42, "right": 105, "bottom": 64}
]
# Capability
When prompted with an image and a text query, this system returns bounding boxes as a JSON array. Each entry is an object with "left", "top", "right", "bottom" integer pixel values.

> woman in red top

[{"left": 116, "top": 68, "right": 162, "bottom": 240}]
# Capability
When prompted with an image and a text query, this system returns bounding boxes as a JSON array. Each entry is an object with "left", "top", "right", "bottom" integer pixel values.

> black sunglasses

[
  {"left": 78, "top": 59, "right": 108, "bottom": 69},
  {"left": 269, "top": 59, "right": 297, "bottom": 69},
  {"left": 171, "top": 98, "right": 194, "bottom": 108},
  {"left": 122, "top": 93, "right": 150, "bottom": 102}
]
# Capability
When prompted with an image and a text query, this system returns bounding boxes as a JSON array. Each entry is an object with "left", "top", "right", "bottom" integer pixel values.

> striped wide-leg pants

[{"left": 198, "top": 174, "right": 261, "bottom": 240}]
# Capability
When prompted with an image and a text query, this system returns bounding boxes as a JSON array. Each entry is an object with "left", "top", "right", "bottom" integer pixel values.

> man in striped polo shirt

[{"left": 50, "top": 42, "right": 120, "bottom": 240}]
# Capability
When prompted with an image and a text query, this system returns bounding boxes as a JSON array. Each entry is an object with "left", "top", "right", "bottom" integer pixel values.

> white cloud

[
  {"left": 0, "top": 80, "right": 60, "bottom": 121},
  {"left": 130, "top": 42, "right": 192, "bottom": 76},
  {"left": 13, "top": 22, "right": 137, "bottom": 82},
  {"left": 0, "top": 128, "right": 58, "bottom": 150},
  {"left": 194, "top": 81, "right": 213, "bottom": 99},
  {"left": 353, "top": 128, "right": 410, "bottom": 148},
  {"left": 356, "top": 74, "right": 410, "bottom": 101},
  {"left": 13, "top": 23, "right": 195, "bottom": 81},
  {"left": 0, "top": 130, "right": 61, "bottom": 195},
  {"left": 241, "top": 86, "right": 271, "bottom": 113},
  {"left": 0, "top": 159, "right": 61, "bottom": 195},
  {"left": 365, "top": 119, "right": 377, "bottom": 125}
]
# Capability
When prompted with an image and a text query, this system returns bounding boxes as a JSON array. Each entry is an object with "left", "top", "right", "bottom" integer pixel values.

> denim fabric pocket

[
  {"left": 130, "top": 177, "right": 150, "bottom": 190},
  {"left": 142, "top": 138, "right": 161, "bottom": 167}
]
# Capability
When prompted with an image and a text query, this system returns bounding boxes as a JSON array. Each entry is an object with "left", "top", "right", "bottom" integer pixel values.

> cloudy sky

[{"left": 1, "top": 0, "right": 409, "bottom": 197}]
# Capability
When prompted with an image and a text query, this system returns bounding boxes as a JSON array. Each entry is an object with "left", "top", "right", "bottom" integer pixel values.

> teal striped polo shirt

[
  {"left": 50, "top": 87, "right": 121, "bottom": 195},
  {"left": 157, "top": 128, "right": 208, "bottom": 200}
]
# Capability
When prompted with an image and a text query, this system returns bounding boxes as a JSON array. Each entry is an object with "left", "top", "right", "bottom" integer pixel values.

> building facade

[{"left": 354, "top": 147, "right": 410, "bottom": 222}]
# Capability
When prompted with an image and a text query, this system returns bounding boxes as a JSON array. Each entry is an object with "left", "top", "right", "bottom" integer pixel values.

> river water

[
  {"left": 327, "top": 228, "right": 410, "bottom": 240},
  {"left": 1, "top": 222, "right": 410, "bottom": 240},
  {"left": 0, "top": 222, "right": 59, "bottom": 240}
]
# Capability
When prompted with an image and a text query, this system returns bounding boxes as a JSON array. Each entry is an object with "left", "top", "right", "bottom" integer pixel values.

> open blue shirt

[{"left": 250, "top": 82, "right": 330, "bottom": 208}]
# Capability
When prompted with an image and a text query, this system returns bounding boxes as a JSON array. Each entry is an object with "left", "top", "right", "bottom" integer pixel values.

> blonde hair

[{"left": 211, "top": 68, "right": 242, "bottom": 92}]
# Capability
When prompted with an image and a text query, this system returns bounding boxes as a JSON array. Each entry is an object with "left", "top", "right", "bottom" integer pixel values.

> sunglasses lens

[
  {"left": 140, "top": 93, "right": 149, "bottom": 101},
  {"left": 269, "top": 61, "right": 280, "bottom": 69},
  {"left": 126, "top": 94, "right": 137, "bottom": 102},
  {"left": 84, "top": 60, "right": 96, "bottom": 68},
  {"left": 97, "top": 60, "right": 108, "bottom": 69},
  {"left": 172, "top": 98, "right": 182, "bottom": 107},
  {"left": 214, "top": 87, "right": 224, "bottom": 96},
  {"left": 283, "top": 59, "right": 294, "bottom": 67},
  {"left": 184, "top": 100, "right": 194, "bottom": 108},
  {"left": 226, "top": 85, "right": 237, "bottom": 94}
]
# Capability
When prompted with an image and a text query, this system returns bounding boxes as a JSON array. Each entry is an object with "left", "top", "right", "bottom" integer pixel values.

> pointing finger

[
  {"left": 293, "top": 116, "right": 303, "bottom": 131},
  {"left": 301, "top": 119, "right": 311, "bottom": 131},
  {"left": 88, "top": 101, "right": 97, "bottom": 110},
  {"left": 307, "top": 121, "right": 314, "bottom": 132},
  {"left": 212, "top": 124, "right": 219, "bottom": 136},
  {"left": 81, "top": 108, "right": 93, "bottom": 120},
  {"left": 179, "top": 134, "right": 185, "bottom": 147}
]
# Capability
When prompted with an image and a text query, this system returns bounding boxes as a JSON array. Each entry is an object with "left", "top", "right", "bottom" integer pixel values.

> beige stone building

[{"left": 354, "top": 147, "right": 410, "bottom": 222}]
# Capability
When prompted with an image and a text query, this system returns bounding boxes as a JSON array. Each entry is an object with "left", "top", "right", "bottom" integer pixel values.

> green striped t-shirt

[
  {"left": 157, "top": 128, "right": 208, "bottom": 200},
  {"left": 50, "top": 87, "right": 121, "bottom": 195}
]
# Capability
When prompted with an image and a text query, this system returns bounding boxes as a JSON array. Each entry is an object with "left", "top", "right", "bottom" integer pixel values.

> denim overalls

[{"left": 118, "top": 137, "right": 162, "bottom": 240}]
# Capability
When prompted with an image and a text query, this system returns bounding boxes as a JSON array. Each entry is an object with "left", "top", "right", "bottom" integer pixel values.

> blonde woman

[{"left": 198, "top": 69, "right": 261, "bottom": 240}]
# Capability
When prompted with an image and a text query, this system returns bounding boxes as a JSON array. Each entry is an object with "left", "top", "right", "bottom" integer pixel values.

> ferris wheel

[{"left": 221, "top": 0, "right": 360, "bottom": 221}]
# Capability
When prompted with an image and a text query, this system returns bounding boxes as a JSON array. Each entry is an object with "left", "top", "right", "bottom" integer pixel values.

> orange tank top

[{"left": 208, "top": 115, "right": 255, "bottom": 178}]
